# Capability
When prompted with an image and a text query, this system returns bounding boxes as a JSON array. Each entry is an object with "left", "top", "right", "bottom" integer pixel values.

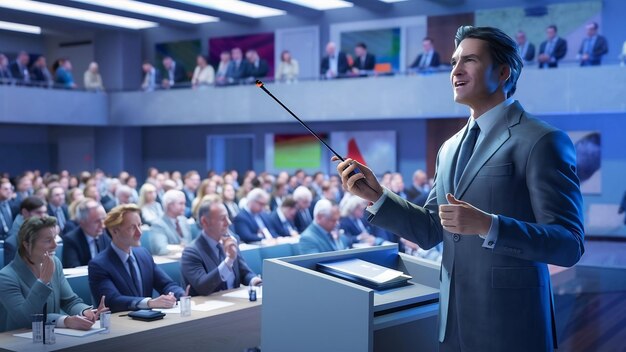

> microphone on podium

[{"left": 255, "top": 80, "right": 361, "bottom": 176}]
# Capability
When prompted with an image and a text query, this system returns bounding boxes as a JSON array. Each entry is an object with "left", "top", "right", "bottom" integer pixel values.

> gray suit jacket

[
  {"left": 180, "top": 234, "right": 256, "bottom": 296},
  {"left": 299, "top": 223, "right": 351, "bottom": 255},
  {"left": 0, "top": 255, "right": 89, "bottom": 332},
  {"left": 149, "top": 215, "right": 192, "bottom": 255},
  {"left": 369, "top": 101, "right": 584, "bottom": 351}
]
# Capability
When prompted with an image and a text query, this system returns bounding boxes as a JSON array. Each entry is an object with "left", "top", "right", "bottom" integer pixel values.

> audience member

[
  {"left": 149, "top": 190, "right": 192, "bottom": 255},
  {"left": 410, "top": 37, "right": 441, "bottom": 71},
  {"left": 83, "top": 61, "right": 104, "bottom": 91},
  {"left": 538, "top": 25, "right": 567, "bottom": 68},
  {"left": 161, "top": 56, "right": 187, "bottom": 89},
  {"left": 181, "top": 198, "right": 261, "bottom": 296},
  {"left": 351, "top": 42, "right": 376, "bottom": 75},
  {"left": 47, "top": 185, "right": 70, "bottom": 233},
  {"left": 191, "top": 54, "right": 215, "bottom": 88},
  {"left": 141, "top": 60, "right": 161, "bottom": 92},
  {"left": 321, "top": 42, "right": 349, "bottom": 79},
  {"left": 226, "top": 47, "right": 250, "bottom": 85},
  {"left": 215, "top": 50, "right": 232, "bottom": 86},
  {"left": 14, "top": 174, "right": 33, "bottom": 204},
  {"left": 191, "top": 178, "right": 218, "bottom": 217},
  {"left": 0, "top": 217, "right": 101, "bottom": 332},
  {"left": 31, "top": 55, "right": 53, "bottom": 88},
  {"left": 618, "top": 190, "right": 626, "bottom": 225},
  {"left": 621, "top": 40, "right": 626, "bottom": 66},
  {"left": 54, "top": 58, "right": 77, "bottom": 89},
  {"left": 245, "top": 49, "right": 269, "bottom": 82},
  {"left": 3, "top": 197, "right": 48, "bottom": 267},
  {"left": 578, "top": 22, "right": 608, "bottom": 66},
  {"left": 515, "top": 31, "right": 536, "bottom": 64},
  {"left": 221, "top": 183, "right": 240, "bottom": 222},
  {"left": 0, "top": 179, "right": 17, "bottom": 241},
  {"left": 9, "top": 51, "right": 30, "bottom": 85},
  {"left": 62, "top": 199, "right": 110, "bottom": 268},
  {"left": 405, "top": 169, "right": 430, "bottom": 206},
  {"left": 269, "top": 180, "right": 288, "bottom": 211},
  {"left": 299, "top": 199, "right": 349, "bottom": 255},
  {"left": 233, "top": 188, "right": 275, "bottom": 243},
  {"left": 292, "top": 186, "right": 313, "bottom": 233},
  {"left": 137, "top": 183, "right": 164, "bottom": 225},
  {"left": 268, "top": 196, "right": 299, "bottom": 238},
  {"left": 115, "top": 185, "right": 133, "bottom": 206},
  {"left": 182, "top": 170, "right": 200, "bottom": 217},
  {"left": 0, "top": 53, "right": 13, "bottom": 84},
  {"left": 275, "top": 50, "right": 299, "bottom": 83},
  {"left": 339, "top": 196, "right": 380, "bottom": 246},
  {"left": 88, "top": 204, "right": 184, "bottom": 313}
]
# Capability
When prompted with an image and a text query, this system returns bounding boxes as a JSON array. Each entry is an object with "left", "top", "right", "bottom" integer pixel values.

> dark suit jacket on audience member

[
  {"left": 180, "top": 234, "right": 256, "bottom": 296},
  {"left": 163, "top": 63, "right": 187, "bottom": 85},
  {"left": 578, "top": 35, "right": 608, "bottom": 66},
  {"left": 9, "top": 62, "right": 28, "bottom": 82},
  {"left": 247, "top": 59, "right": 269, "bottom": 79},
  {"left": 294, "top": 209, "right": 313, "bottom": 233},
  {"left": 521, "top": 43, "right": 536, "bottom": 62},
  {"left": 267, "top": 209, "right": 295, "bottom": 237},
  {"left": 320, "top": 52, "right": 349, "bottom": 76},
  {"left": 88, "top": 245, "right": 184, "bottom": 313},
  {"left": 539, "top": 38, "right": 567, "bottom": 68},
  {"left": 3, "top": 233, "right": 17, "bottom": 267},
  {"left": 226, "top": 60, "right": 250, "bottom": 84},
  {"left": 352, "top": 53, "right": 376, "bottom": 71},
  {"left": 405, "top": 185, "right": 429, "bottom": 206},
  {"left": 233, "top": 209, "right": 274, "bottom": 243},
  {"left": 62, "top": 227, "right": 111, "bottom": 268},
  {"left": 410, "top": 52, "right": 441, "bottom": 69}
]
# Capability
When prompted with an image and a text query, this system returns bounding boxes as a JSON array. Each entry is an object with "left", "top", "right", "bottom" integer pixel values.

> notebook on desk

[{"left": 317, "top": 258, "right": 412, "bottom": 290}]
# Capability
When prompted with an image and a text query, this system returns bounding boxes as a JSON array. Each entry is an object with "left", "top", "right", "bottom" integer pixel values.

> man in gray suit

[
  {"left": 180, "top": 198, "right": 261, "bottom": 296},
  {"left": 335, "top": 26, "right": 584, "bottom": 352},
  {"left": 149, "top": 190, "right": 192, "bottom": 255},
  {"left": 299, "top": 199, "right": 350, "bottom": 255}
]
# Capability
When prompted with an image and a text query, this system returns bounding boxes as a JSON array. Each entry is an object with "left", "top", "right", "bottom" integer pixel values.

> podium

[{"left": 262, "top": 245, "right": 440, "bottom": 352}]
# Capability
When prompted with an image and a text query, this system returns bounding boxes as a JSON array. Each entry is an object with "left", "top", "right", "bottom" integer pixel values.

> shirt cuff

[
  {"left": 480, "top": 214, "right": 499, "bottom": 249},
  {"left": 218, "top": 259, "right": 234, "bottom": 282},
  {"left": 137, "top": 298, "right": 151, "bottom": 309},
  {"left": 367, "top": 188, "right": 389, "bottom": 215},
  {"left": 56, "top": 315, "right": 67, "bottom": 328}
]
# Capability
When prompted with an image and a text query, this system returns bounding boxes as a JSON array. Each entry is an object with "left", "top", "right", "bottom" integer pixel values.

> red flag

[{"left": 347, "top": 138, "right": 367, "bottom": 166}]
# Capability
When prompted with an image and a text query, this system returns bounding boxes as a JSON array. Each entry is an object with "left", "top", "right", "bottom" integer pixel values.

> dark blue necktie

[
  {"left": 455, "top": 122, "right": 480, "bottom": 187},
  {"left": 127, "top": 256, "right": 141, "bottom": 296}
]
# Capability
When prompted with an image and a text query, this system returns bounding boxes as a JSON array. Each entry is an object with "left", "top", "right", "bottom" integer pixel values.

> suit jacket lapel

[
  {"left": 313, "top": 225, "right": 334, "bottom": 251},
  {"left": 441, "top": 129, "right": 465, "bottom": 195},
  {"left": 108, "top": 247, "right": 139, "bottom": 296},
  {"left": 455, "top": 102, "right": 523, "bottom": 199},
  {"left": 197, "top": 235, "right": 221, "bottom": 267}
]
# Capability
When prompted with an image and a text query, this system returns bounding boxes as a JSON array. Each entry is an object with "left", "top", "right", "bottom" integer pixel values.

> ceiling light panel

[
  {"left": 281, "top": 0, "right": 353, "bottom": 11},
  {"left": 0, "top": 0, "right": 158, "bottom": 30},
  {"left": 72, "top": 0, "right": 218, "bottom": 24},
  {"left": 174, "top": 0, "right": 285, "bottom": 18},
  {"left": 0, "top": 20, "right": 41, "bottom": 34}
]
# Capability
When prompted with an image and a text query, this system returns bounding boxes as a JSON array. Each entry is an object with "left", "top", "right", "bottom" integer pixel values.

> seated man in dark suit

[
  {"left": 515, "top": 31, "right": 535, "bottom": 65},
  {"left": 0, "top": 179, "right": 18, "bottom": 241},
  {"left": 181, "top": 198, "right": 261, "bottom": 296},
  {"left": 339, "top": 196, "right": 382, "bottom": 247},
  {"left": 299, "top": 199, "right": 350, "bottom": 255},
  {"left": 293, "top": 186, "right": 313, "bottom": 233},
  {"left": 350, "top": 42, "right": 376, "bottom": 76},
  {"left": 9, "top": 51, "right": 30, "bottom": 85},
  {"left": 47, "top": 185, "right": 70, "bottom": 234},
  {"left": 404, "top": 169, "right": 430, "bottom": 206},
  {"left": 321, "top": 41, "right": 349, "bottom": 79},
  {"left": 233, "top": 188, "right": 276, "bottom": 243},
  {"left": 62, "top": 199, "right": 110, "bottom": 268},
  {"left": 267, "top": 196, "right": 299, "bottom": 238},
  {"left": 538, "top": 25, "right": 567, "bottom": 68},
  {"left": 410, "top": 37, "right": 441, "bottom": 72},
  {"left": 30, "top": 55, "right": 53, "bottom": 88},
  {"left": 245, "top": 49, "right": 269, "bottom": 82},
  {"left": 89, "top": 204, "right": 184, "bottom": 313},
  {"left": 578, "top": 22, "right": 609, "bottom": 66},
  {"left": 3, "top": 196, "right": 48, "bottom": 267}
]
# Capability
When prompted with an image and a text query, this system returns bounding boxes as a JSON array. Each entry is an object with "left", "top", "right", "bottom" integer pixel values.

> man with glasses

[{"left": 233, "top": 188, "right": 276, "bottom": 243}]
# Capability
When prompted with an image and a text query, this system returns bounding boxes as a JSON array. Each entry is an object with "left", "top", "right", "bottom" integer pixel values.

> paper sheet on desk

[
  {"left": 154, "top": 300, "right": 234, "bottom": 313},
  {"left": 14, "top": 326, "right": 106, "bottom": 339},
  {"left": 222, "top": 286, "right": 263, "bottom": 299}
]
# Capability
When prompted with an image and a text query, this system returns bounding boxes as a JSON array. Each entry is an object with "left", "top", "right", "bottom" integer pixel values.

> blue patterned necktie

[{"left": 454, "top": 122, "right": 480, "bottom": 187}]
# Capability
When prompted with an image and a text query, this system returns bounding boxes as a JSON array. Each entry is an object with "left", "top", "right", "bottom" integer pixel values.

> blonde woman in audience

[
  {"left": 137, "top": 183, "right": 163, "bottom": 225},
  {"left": 275, "top": 50, "right": 299, "bottom": 83},
  {"left": 191, "top": 179, "right": 218, "bottom": 214},
  {"left": 67, "top": 187, "right": 84, "bottom": 204},
  {"left": 0, "top": 217, "right": 106, "bottom": 332},
  {"left": 191, "top": 55, "right": 215, "bottom": 88},
  {"left": 221, "top": 183, "right": 240, "bottom": 222},
  {"left": 171, "top": 171, "right": 183, "bottom": 190}
]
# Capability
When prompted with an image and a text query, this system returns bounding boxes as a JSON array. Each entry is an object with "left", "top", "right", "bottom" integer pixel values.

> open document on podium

[{"left": 317, "top": 258, "right": 412, "bottom": 290}]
